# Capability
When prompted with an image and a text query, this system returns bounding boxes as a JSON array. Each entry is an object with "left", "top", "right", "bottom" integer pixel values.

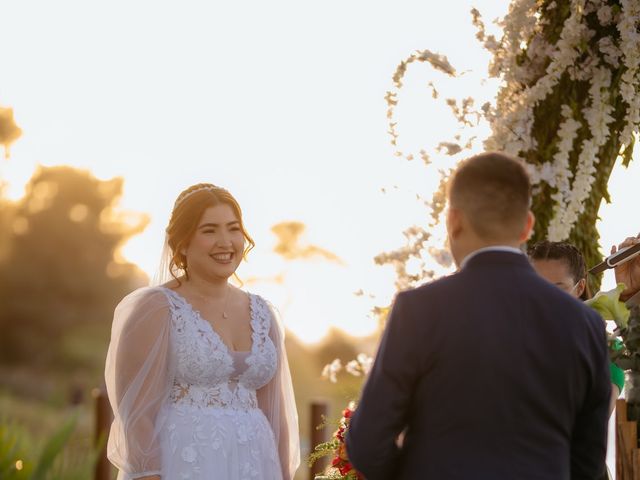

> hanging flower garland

[
  {"left": 485, "top": 0, "right": 640, "bottom": 242},
  {"left": 381, "top": 0, "right": 640, "bottom": 290}
]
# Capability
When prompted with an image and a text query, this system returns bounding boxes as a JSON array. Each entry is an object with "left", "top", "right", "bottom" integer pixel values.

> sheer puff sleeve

[
  {"left": 105, "top": 287, "right": 175, "bottom": 480},
  {"left": 256, "top": 301, "right": 300, "bottom": 480}
]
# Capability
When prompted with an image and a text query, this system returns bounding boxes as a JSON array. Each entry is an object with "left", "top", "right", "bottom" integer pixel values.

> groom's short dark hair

[{"left": 448, "top": 152, "right": 531, "bottom": 241}]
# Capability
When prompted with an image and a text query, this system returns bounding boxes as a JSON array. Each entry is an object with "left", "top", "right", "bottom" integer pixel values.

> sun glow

[{"left": 1, "top": 0, "right": 637, "bottom": 345}]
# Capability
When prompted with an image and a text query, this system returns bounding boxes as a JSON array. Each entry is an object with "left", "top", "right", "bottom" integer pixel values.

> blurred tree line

[
  {"left": 0, "top": 166, "right": 148, "bottom": 367},
  {"left": 0, "top": 105, "right": 21, "bottom": 159}
]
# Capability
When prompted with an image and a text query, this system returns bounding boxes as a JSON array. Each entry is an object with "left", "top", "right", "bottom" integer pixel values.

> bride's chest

[{"left": 168, "top": 296, "right": 278, "bottom": 389}]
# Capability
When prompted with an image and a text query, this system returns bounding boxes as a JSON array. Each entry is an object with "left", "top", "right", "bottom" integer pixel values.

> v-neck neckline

[{"left": 160, "top": 286, "right": 255, "bottom": 356}]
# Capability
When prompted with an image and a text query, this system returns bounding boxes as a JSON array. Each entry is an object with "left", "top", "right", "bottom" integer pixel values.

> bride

[{"left": 105, "top": 183, "right": 300, "bottom": 480}]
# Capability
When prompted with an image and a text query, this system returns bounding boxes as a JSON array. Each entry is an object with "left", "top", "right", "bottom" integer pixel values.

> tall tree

[
  {"left": 483, "top": 0, "right": 640, "bottom": 293},
  {"left": 0, "top": 166, "right": 148, "bottom": 364},
  {"left": 382, "top": 0, "right": 640, "bottom": 293},
  {"left": 0, "top": 105, "right": 21, "bottom": 159}
]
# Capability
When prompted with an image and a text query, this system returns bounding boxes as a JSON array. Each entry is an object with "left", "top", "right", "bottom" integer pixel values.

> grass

[
  {"left": 0, "top": 395, "right": 99, "bottom": 480},
  {"left": 0, "top": 326, "right": 108, "bottom": 480}
]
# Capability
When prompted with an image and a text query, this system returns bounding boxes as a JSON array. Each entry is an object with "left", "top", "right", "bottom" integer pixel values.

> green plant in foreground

[{"left": 0, "top": 415, "right": 99, "bottom": 480}]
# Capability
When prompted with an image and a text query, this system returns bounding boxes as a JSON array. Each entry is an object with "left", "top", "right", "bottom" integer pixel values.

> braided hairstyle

[
  {"left": 166, "top": 183, "right": 255, "bottom": 283},
  {"left": 527, "top": 240, "right": 590, "bottom": 300}
]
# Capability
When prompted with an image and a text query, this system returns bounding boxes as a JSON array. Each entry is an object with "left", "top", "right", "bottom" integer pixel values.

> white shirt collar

[{"left": 459, "top": 245, "right": 525, "bottom": 270}]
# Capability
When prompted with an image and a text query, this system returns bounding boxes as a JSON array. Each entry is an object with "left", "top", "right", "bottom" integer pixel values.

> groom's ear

[
  {"left": 518, "top": 211, "right": 536, "bottom": 243},
  {"left": 446, "top": 207, "right": 463, "bottom": 239}
]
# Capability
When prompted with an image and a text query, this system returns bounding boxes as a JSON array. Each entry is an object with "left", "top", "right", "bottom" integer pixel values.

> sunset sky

[{"left": 2, "top": 0, "right": 638, "bottom": 345}]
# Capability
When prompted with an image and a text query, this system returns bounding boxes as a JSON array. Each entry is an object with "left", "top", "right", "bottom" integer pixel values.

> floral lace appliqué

[
  {"left": 159, "top": 288, "right": 277, "bottom": 410},
  {"left": 156, "top": 288, "right": 283, "bottom": 479}
]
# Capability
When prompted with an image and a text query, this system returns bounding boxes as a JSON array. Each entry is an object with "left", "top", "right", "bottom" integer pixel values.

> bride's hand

[{"left": 613, "top": 234, "right": 640, "bottom": 301}]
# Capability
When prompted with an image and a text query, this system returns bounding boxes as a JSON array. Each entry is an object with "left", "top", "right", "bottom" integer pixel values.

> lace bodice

[
  {"left": 160, "top": 287, "right": 278, "bottom": 410},
  {"left": 105, "top": 286, "right": 300, "bottom": 480}
]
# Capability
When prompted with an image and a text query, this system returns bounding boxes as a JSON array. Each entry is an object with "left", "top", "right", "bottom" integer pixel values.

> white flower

[
  {"left": 597, "top": 5, "right": 613, "bottom": 26},
  {"left": 489, "top": 0, "right": 590, "bottom": 158},
  {"left": 536, "top": 103, "right": 579, "bottom": 238},
  {"left": 345, "top": 360, "right": 362, "bottom": 377},
  {"left": 321, "top": 358, "right": 342, "bottom": 383},
  {"left": 617, "top": 0, "right": 640, "bottom": 147},
  {"left": 539, "top": 162, "right": 557, "bottom": 186},
  {"left": 345, "top": 355, "right": 373, "bottom": 377},
  {"left": 181, "top": 445, "right": 198, "bottom": 463},
  {"left": 356, "top": 353, "right": 374, "bottom": 375},
  {"left": 416, "top": 50, "right": 457, "bottom": 77},
  {"left": 584, "top": 66, "right": 614, "bottom": 146},
  {"left": 428, "top": 247, "right": 453, "bottom": 268},
  {"left": 436, "top": 142, "right": 462, "bottom": 156},
  {"left": 598, "top": 37, "right": 621, "bottom": 67},
  {"left": 547, "top": 62, "right": 614, "bottom": 241}
]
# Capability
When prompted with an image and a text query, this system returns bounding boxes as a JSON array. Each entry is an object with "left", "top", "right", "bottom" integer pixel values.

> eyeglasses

[{"left": 568, "top": 280, "right": 582, "bottom": 295}]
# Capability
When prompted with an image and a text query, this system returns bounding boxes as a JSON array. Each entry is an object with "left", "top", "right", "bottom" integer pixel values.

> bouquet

[{"left": 308, "top": 402, "right": 364, "bottom": 480}]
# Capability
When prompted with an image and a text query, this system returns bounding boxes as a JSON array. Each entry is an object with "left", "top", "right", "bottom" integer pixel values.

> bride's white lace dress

[{"left": 104, "top": 287, "right": 300, "bottom": 480}]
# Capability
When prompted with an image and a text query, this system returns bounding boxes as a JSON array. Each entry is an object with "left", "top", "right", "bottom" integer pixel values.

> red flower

[
  {"left": 312, "top": 401, "right": 364, "bottom": 479},
  {"left": 338, "top": 462, "right": 353, "bottom": 475}
]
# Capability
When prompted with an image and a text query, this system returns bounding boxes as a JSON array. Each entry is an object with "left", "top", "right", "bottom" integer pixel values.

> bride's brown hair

[{"left": 166, "top": 183, "right": 255, "bottom": 283}]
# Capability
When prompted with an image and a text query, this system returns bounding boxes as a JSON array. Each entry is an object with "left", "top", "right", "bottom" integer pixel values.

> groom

[{"left": 347, "top": 152, "right": 611, "bottom": 479}]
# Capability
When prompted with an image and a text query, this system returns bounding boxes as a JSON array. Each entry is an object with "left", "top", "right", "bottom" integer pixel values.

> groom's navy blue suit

[{"left": 347, "top": 250, "right": 610, "bottom": 480}]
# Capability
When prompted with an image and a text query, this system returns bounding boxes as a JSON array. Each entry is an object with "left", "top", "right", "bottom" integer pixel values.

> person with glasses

[{"left": 527, "top": 240, "right": 623, "bottom": 414}]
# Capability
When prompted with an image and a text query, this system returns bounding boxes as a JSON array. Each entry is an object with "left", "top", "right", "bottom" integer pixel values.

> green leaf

[
  {"left": 585, "top": 283, "right": 630, "bottom": 328},
  {"left": 622, "top": 134, "right": 635, "bottom": 167},
  {"left": 30, "top": 416, "right": 77, "bottom": 480},
  {"left": 0, "top": 422, "right": 31, "bottom": 480},
  {"left": 308, "top": 439, "right": 340, "bottom": 467}
]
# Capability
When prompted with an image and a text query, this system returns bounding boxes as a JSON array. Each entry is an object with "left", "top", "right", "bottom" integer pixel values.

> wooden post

[
  {"left": 93, "top": 387, "right": 112, "bottom": 480},
  {"left": 309, "top": 401, "right": 329, "bottom": 480},
  {"left": 615, "top": 399, "right": 640, "bottom": 480}
]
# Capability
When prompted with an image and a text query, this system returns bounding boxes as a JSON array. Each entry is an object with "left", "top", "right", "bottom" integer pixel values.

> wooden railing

[
  {"left": 309, "top": 401, "right": 329, "bottom": 480},
  {"left": 617, "top": 399, "right": 640, "bottom": 479},
  {"left": 93, "top": 387, "right": 112, "bottom": 480}
]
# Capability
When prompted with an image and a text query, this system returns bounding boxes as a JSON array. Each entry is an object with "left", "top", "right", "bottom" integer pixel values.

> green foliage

[
  {"left": 587, "top": 286, "right": 640, "bottom": 373},
  {"left": 0, "top": 166, "right": 148, "bottom": 365},
  {"left": 612, "top": 304, "right": 640, "bottom": 372},
  {"left": 0, "top": 416, "right": 97, "bottom": 480},
  {"left": 0, "top": 422, "right": 32, "bottom": 478},
  {"left": 314, "top": 473, "right": 361, "bottom": 480},
  {"left": 308, "top": 438, "right": 340, "bottom": 468},
  {"left": 31, "top": 416, "right": 77, "bottom": 480}
]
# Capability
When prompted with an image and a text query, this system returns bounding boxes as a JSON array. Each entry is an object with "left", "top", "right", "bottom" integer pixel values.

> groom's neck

[{"left": 453, "top": 235, "right": 523, "bottom": 269}]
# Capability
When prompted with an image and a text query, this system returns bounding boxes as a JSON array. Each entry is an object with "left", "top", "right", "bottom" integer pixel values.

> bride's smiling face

[{"left": 184, "top": 204, "right": 245, "bottom": 281}]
